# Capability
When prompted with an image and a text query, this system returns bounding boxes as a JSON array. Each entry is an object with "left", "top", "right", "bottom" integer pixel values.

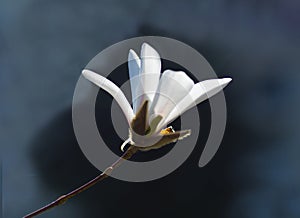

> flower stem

[{"left": 23, "top": 145, "right": 139, "bottom": 218}]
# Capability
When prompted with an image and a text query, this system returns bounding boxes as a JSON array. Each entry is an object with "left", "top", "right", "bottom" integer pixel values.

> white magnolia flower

[{"left": 82, "top": 43, "right": 232, "bottom": 151}]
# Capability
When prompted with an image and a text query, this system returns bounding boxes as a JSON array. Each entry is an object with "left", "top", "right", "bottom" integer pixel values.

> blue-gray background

[{"left": 1, "top": 0, "right": 300, "bottom": 217}]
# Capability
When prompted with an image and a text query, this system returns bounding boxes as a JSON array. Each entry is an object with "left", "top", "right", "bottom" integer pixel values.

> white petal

[
  {"left": 149, "top": 70, "right": 194, "bottom": 129},
  {"left": 82, "top": 69, "right": 134, "bottom": 124},
  {"left": 138, "top": 43, "right": 161, "bottom": 107},
  {"left": 162, "top": 78, "right": 232, "bottom": 126},
  {"left": 128, "top": 49, "right": 141, "bottom": 113}
]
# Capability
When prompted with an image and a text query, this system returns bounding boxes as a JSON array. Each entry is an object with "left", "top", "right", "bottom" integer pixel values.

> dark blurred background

[{"left": 1, "top": 0, "right": 300, "bottom": 217}]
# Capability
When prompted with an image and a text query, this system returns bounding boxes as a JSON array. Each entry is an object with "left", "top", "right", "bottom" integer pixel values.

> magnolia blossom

[{"left": 82, "top": 43, "right": 232, "bottom": 151}]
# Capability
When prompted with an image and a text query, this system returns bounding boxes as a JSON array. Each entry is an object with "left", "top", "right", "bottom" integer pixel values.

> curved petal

[
  {"left": 120, "top": 138, "right": 131, "bottom": 152},
  {"left": 162, "top": 78, "right": 232, "bottom": 126},
  {"left": 82, "top": 69, "right": 134, "bottom": 124},
  {"left": 128, "top": 49, "right": 141, "bottom": 113},
  {"left": 138, "top": 43, "right": 161, "bottom": 108},
  {"left": 149, "top": 70, "right": 194, "bottom": 130}
]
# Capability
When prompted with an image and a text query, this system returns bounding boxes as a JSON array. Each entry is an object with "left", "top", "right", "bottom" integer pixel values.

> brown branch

[{"left": 23, "top": 145, "right": 139, "bottom": 218}]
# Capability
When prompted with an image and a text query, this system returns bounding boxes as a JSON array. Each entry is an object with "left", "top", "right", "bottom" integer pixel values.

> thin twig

[{"left": 23, "top": 146, "right": 139, "bottom": 218}]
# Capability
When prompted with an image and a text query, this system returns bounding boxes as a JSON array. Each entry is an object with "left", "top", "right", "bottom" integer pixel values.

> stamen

[{"left": 160, "top": 126, "right": 175, "bottom": 135}]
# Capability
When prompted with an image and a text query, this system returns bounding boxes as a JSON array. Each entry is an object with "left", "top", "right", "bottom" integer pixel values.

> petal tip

[
  {"left": 221, "top": 77, "right": 232, "bottom": 86},
  {"left": 141, "top": 42, "right": 159, "bottom": 58},
  {"left": 128, "top": 49, "right": 139, "bottom": 61},
  {"left": 141, "top": 42, "right": 150, "bottom": 49},
  {"left": 82, "top": 69, "right": 93, "bottom": 78}
]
